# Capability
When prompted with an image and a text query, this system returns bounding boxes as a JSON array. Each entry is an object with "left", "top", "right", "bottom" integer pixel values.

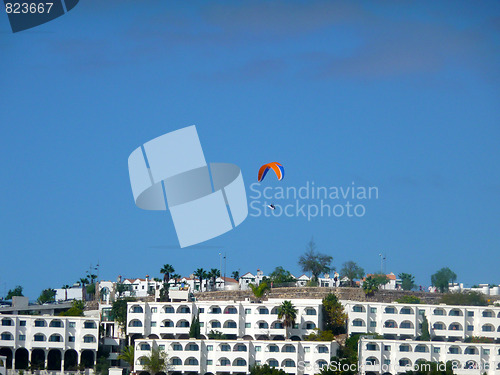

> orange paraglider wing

[{"left": 258, "top": 162, "right": 284, "bottom": 182}]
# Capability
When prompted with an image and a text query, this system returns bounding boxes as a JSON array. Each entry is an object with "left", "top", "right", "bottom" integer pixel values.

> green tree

[
  {"left": 320, "top": 334, "right": 364, "bottom": 375},
  {"left": 61, "top": 285, "right": 70, "bottom": 300},
  {"left": 269, "top": 266, "right": 296, "bottom": 285},
  {"left": 362, "top": 276, "right": 379, "bottom": 296},
  {"left": 340, "top": 261, "right": 364, "bottom": 287},
  {"left": 250, "top": 364, "right": 286, "bottom": 375},
  {"left": 208, "top": 268, "right": 220, "bottom": 290},
  {"left": 171, "top": 274, "right": 181, "bottom": 286},
  {"left": 298, "top": 238, "right": 333, "bottom": 281},
  {"left": 399, "top": 273, "right": 417, "bottom": 291},
  {"left": 371, "top": 273, "right": 389, "bottom": 287},
  {"left": 396, "top": 295, "right": 421, "bottom": 304},
  {"left": 142, "top": 346, "right": 168, "bottom": 375},
  {"left": 231, "top": 271, "right": 240, "bottom": 281},
  {"left": 304, "top": 329, "right": 336, "bottom": 341},
  {"left": 431, "top": 267, "right": 457, "bottom": 293},
  {"left": 194, "top": 268, "right": 208, "bottom": 292},
  {"left": 59, "top": 300, "right": 85, "bottom": 316},
  {"left": 322, "top": 293, "right": 347, "bottom": 335},
  {"left": 5, "top": 285, "right": 23, "bottom": 300},
  {"left": 111, "top": 297, "right": 135, "bottom": 333},
  {"left": 420, "top": 314, "right": 430, "bottom": 341},
  {"left": 207, "top": 330, "right": 227, "bottom": 339},
  {"left": 189, "top": 315, "right": 200, "bottom": 339},
  {"left": 249, "top": 281, "right": 270, "bottom": 298},
  {"left": 37, "top": 288, "right": 56, "bottom": 304},
  {"left": 277, "top": 300, "right": 297, "bottom": 339},
  {"left": 160, "top": 264, "right": 175, "bottom": 284},
  {"left": 117, "top": 346, "right": 135, "bottom": 372},
  {"left": 440, "top": 291, "right": 487, "bottom": 306}
]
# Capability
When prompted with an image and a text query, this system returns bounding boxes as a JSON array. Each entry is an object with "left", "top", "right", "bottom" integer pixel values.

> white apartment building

[
  {"left": 343, "top": 300, "right": 500, "bottom": 341},
  {"left": 134, "top": 339, "right": 338, "bottom": 375},
  {"left": 126, "top": 299, "right": 323, "bottom": 342},
  {"left": 358, "top": 338, "right": 500, "bottom": 374},
  {"left": 0, "top": 315, "right": 99, "bottom": 371}
]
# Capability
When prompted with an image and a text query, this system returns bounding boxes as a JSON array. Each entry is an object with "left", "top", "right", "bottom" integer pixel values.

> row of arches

[
  {"left": 353, "top": 304, "right": 500, "bottom": 318},
  {"left": 0, "top": 317, "right": 96, "bottom": 328},
  {"left": 0, "top": 348, "right": 94, "bottom": 370},
  {"left": 0, "top": 332, "right": 96, "bottom": 343}
]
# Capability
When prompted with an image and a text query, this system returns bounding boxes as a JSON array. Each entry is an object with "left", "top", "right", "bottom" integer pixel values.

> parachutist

[{"left": 268, "top": 204, "right": 276, "bottom": 210}]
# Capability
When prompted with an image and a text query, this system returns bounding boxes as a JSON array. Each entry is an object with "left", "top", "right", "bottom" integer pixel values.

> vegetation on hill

[
  {"left": 249, "top": 281, "right": 270, "bottom": 298},
  {"left": 440, "top": 291, "right": 487, "bottom": 306},
  {"left": 269, "top": 266, "right": 296, "bottom": 285},
  {"left": 59, "top": 300, "right": 85, "bottom": 316},
  {"left": 141, "top": 347, "right": 168, "bottom": 375},
  {"left": 6, "top": 285, "right": 23, "bottom": 300},
  {"left": 298, "top": 237, "right": 333, "bottom": 282},
  {"left": 396, "top": 295, "right": 421, "bottom": 304},
  {"left": 340, "top": 261, "right": 364, "bottom": 287},
  {"left": 111, "top": 297, "right": 136, "bottom": 333},
  {"left": 37, "top": 288, "right": 56, "bottom": 304},
  {"left": 431, "top": 267, "right": 457, "bottom": 293},
  {"left": 322, "top": 293, "right": 347, "bottom": 335},
  {"left": 399, "top": 273, "right": 417, "bottom": 290}
]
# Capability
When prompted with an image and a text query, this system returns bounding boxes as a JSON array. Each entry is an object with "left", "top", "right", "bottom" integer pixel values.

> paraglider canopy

[{"left": 258, "top": 162, "right": 284, "bottom": 182}]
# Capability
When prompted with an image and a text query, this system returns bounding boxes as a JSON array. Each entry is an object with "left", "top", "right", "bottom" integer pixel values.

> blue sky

[{"left": 1, "top": 1, "right": 499, "bottom": 299}]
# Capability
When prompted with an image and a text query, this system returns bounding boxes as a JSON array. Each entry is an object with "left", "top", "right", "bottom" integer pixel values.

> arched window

[
  {"left": 268, "top": 359, "right": 279, "bottom": 367},
  {"left": 224, "top": 306, "right": 237, "bottom": 314},
  {"left": 352, "top": 319, "right": 365, "bottom": 327},
  {"left": 34, "top": 319, "right": 47, "bottom": 327},
  {"left": 271, "top": 321, "right": 284, "bottom": 329},
  {"left": 234, "top": 358, "right": 247, "bottom": 366},
  {"left": 34, "top": 333, "right": 46, "bottom": 342},
  {"left": 282, "top": 359, "right": 295, "bottom": 368},
  {"left": 220, "top": 344, "right": 231, "bottom": 352},
  {"left": 305, "top": 307, "right": 317, "bottom": 315},
  {"left": 185, "top": 343, "right": 199, "bottom": 351},
  {"left": 83, "top": 321, "right": 96, "bottom": 329},
  {"left": 219, "top": 358, "right": 230, "bottom": 366},
  {"left": 139, "top": 343, "right": 150, "bottom": 351},
  {"left": 49, "top": 334, "right": 62, "bottom": 342},
  {"left": 0, "top": 332, "right": 13, "bottom": 340},
  {"left": 353, "top": 305, "right": 365, "bottom": 313},
  {"left": 282, "top": 345, "right": 295, "bottom": 353},
  {"left": 304, "top": 321, "right": 316, "bottom": 329},
  {"left": 184, "top": 357, "right": 198, "bottom": 366},
  {"left": 384, "top": 320, "right": 397, "bottom": 328},
  {"left": 49, "top": 320, "right": 64, "bottom": 328},
  {"left": 399, "top": 358, "right": 411, "bottom": 367},
  {"left": 267, "top": 344, "right": 279, "bottom": 353},
  {"left": 176, "top": 320, "right": 189, "bottom": 327},
  {"left": 170, "top": 357, "right": 181, "bottom": 366},
  {"left": 400, "top": 320, "right": 414, "bottom": 329},
  {"left": 162, "top": 320, "right": 173, "bottom": 327},
  {"left": 177, "top": 305, "right": 190, "bottom": 314},
  {"left": 223, "top": 320, "right": 237, "bottom": 329},
  {"left": 482, "top": 324, "right": 494, "bottom": 332},
  {"left": 163, "top": 306, "right": 174, "bottom": 314},
  {"left": 130, "top": 305, "right": 144, "bottom": 314},
  {"left": 129, "top": 320, "right": 143, "bottom": 327},
  {"left": 1, "top": 318, "right": 13, "bottom": 327},
  {"left": 259, "top": 307, "right": 269, "bottom": 315},
  {"left": 234, "top": 344, "right": 247, "bottom": 352},
  {"left": 83, "top": 335, "right": 96, "bottom": 343},
  {"left": 210, "top": 320, "right": 221, "bottom": 328}
]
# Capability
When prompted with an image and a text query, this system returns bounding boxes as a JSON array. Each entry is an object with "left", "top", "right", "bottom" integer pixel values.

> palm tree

[
  {"left": 61, "top": 285, "right": 70, "bottom": 301},
  {"left": 208, "top": 268, "right": 220, "bottom": 291},
  {"left": 171, "top": 274, "right": 181, "bottom": 286},
  {"left": 194, "top": 268, "right": 207, "bottom": 292},
  {"left": 160, "top": 264, "right": 175, "bottom": 284},
  {"left": 249, "top": 282, "right": 270, "bottom": 298},
  {"left": 118, "top": 345, "right": 135, "bottom": 372},
  {"left": 231, "top": 271, "right": 240, "bottom": 281},
  {"left": 277, "top": 300, "right": 297, "bottom": 339},
  {"left": 78, "top": 278, "right": 89, "bottom": 301},
  {"left": 142, "top": 346, "right": 168, "bottom": 375}
]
